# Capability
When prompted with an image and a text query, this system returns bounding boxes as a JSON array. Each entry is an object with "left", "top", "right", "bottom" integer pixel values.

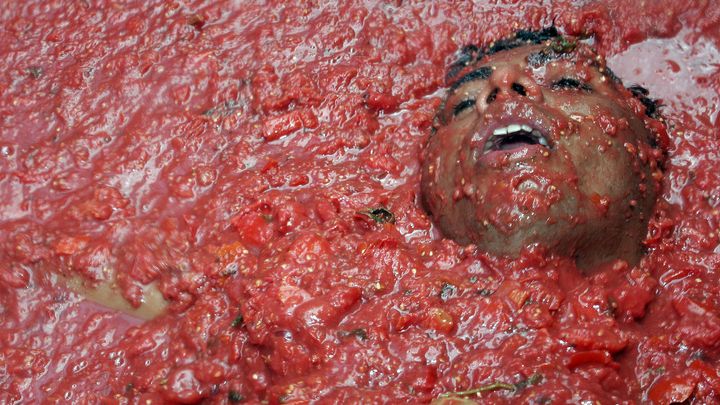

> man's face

[{"left": 421, "top": 41, "right": 662, "bottom": 269}]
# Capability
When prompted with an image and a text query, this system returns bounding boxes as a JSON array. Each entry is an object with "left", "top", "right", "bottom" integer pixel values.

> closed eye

[
  {"left": 453, "top": 98, "right": 476, "bottom": 116},
  {"left": 552, "top": 78, "right": 592, "bottom": 91}
]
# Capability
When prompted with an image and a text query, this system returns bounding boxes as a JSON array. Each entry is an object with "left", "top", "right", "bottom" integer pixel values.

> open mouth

[{"left": 483, "top": 123, "right": 550, "bottom": 153}]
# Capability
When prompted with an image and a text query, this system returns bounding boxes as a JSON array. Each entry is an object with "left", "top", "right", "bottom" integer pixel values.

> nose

[{"left": 477, "top": 64, "right": 543, "bottom": 111}]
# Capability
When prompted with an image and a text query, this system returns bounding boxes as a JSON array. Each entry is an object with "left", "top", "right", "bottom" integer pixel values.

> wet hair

[
  {"left": 446, "top": 27, "right": 562, "bottom": 81},
  {"left": 628, "top": 85, "right": 662, "bottom": 119},
  {"left": 445, "top": 27, "right": 662, "bottom": 120}
]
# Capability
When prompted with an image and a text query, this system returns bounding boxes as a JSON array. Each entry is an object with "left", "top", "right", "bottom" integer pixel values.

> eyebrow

[
  {"left": 449, "top": 66, "right": 493, "bottom": 92},
  {"left": 552, "top": 77, "right": 592, "bottom": 91}
]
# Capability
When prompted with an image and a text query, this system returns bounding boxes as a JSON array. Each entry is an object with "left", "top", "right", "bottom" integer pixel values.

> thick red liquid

[{"left": 2, "top": 1, "right": 719, "bottom": 403}]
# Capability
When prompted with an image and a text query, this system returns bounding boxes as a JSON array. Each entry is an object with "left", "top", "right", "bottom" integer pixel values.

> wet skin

[{"left": 421, "top": 42, "right": 663, "bottom": 270}]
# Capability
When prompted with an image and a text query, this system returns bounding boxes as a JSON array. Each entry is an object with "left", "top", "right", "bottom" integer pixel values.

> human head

[{"left": 421, "top": 28, "right": 666, "bottom": 269}]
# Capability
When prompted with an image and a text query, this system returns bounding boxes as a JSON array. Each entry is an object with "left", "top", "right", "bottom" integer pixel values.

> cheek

[
  {"left": 427, "top": 124, "right": 462, "bottom": 169},
  {"left": 561, "top": 126, "right": 638, "bottom": 200},
  {"left": 546, "top": 93, "right": 593, "bottom": 117},
  {"left": 422, "top": 120, "right": 476, "bottom": 204}
]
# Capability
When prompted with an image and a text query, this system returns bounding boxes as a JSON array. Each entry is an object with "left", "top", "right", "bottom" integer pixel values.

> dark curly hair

[{"left": 445, "top": 27, "right": 662, "bottom": 120}]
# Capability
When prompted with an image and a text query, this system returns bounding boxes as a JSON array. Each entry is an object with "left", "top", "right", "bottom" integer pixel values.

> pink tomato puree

[{"left": 2, "top": 1, "right": 720, "bottom": 403}]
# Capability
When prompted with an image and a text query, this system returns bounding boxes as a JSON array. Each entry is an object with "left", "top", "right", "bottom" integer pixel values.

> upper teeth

[{"left": 486, "top": 123, "right": 550, "bottom": 152}]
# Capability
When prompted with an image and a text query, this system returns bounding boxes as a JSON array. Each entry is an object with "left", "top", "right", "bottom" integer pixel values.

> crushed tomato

[{"left": 2, "top": 1, "right": 720, "bottom": 403}]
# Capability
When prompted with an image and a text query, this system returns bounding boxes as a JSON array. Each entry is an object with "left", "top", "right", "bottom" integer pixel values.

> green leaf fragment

[
  {"left": 27, "top": 66, "right": 43, "bottom": 79},
  {"left": 439, "top": 282, "right": 456, "bottom": 301},
  {"left": 550, "top": 37, "right": 577, "bottom": 53},
  {"left": 338, "top": 328, "right": 368, "bottom": 340},
  {"left": 231, "top": 314, "right": 244, "bottom": 328},
  {"left": 228, "top": 390, "right": 245, "bottom": 402},
  {"left": 514, "top": 373, "right": 543, "bottom": 390},
  {"left": 438, "top": 382, "right": 515, "bottom": 398},
  {"left": 358, "top": 207, "right": 395, "bottom": 224},
  {"left": 202, "top": 99, "right": 243, "bottom": 121},
  {"left": 438, "top": 374, "right": 543, "bottom": 399}
]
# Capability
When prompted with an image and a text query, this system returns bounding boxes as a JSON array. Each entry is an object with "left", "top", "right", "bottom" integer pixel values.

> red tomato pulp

[{"left": 2, "top": 1, "right": 720, "bottom": 403}]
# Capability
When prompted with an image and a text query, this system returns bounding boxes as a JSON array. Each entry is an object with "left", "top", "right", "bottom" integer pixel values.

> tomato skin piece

[
  {"left": 560, "top": 325, "right": 628, "bottom": 352},
  {"left": 400, "top": 364, "right": 438, "bottom": 395},
  {"left": 262, "top": 109, "right": 318, "bottom": 141},
  {"left": 647, "top": 374, "right": 697, "bottom": 404},
  {"left": 364, "top": 90, "right": 401, "bottom": 113},
  {"left": 231, "top": 212, "right": 275, "bottom": 249},
  {"left": 0, "top": 265, "right": 30, "bottom": 288},
  {"left": 672, "top": 296, "right": 720, "bottom": 349},
  {"left": 423, "top": 307, "right": 455, "bottom": 334},
  {"left": 294, "top": 286, "right": 362, "bottom": 329},
  {"left": 162, "top": 368, "right": 203, "bottom": 404},
  {"left": 263, "top": 111, "right": 304, "bottom": 141},
  {"left": 54, "top": 236, "right": 88, "bottom": 255},
  {"left": 520, "top": 303, "right": 554, "bottom": 329},
  {"left": 567, "top": 350, "right": 616, "bottom": 370}
]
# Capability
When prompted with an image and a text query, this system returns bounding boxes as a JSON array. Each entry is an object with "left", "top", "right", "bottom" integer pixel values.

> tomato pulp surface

[{"left": 2, "top": 1, "right": 720, "bottom": 403}]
